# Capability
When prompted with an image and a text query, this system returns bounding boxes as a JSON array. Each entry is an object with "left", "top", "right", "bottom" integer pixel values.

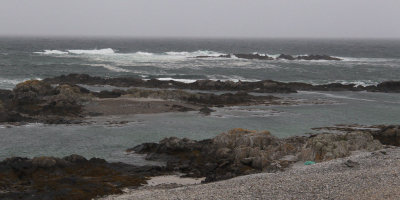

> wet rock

[
  {"left": 277, "top": 54, "right": 295, "bottom": 60},
  {"left": 374, "top": 81, "right": 400, "bottom": 92},
  {"left": 31, "top": 156, "right": 68, "bottom": 168},
  {"left": 126, "top": 88, "right": 279, "bottom": 107},
  {"left": 0, "top": 155, "right": 163, "bottom": 200},
  {"left": 63, "top": 154, "right": 88, "bottom": 163},
  {"left": 94, "top": 89, "right": 127, "bottom": 98},
  {"left": 10, "top": 81, "right": 90, "bottom": 117},
  {"left": 199, "top": 106, "right": 214, "bottom": 115},
  {"left": 296, "top": 55, "right": 342, "bottom": 61},
  {"left": 233, "top": 53, "right": 274, "bottom": 60},
  {"left": 43, "top": 74, "right": 400, "bottom": 94},
  {"left": 372, "top": 125, "right": 400, "bottom": 146}
]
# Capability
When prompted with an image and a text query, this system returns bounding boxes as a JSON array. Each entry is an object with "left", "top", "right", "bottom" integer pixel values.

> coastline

[
  {"left": 100, "top": 147, "right": 400, "bottom": 200},
  {"left": 1, "top": 76, "right": 400, "bottom": 199}
]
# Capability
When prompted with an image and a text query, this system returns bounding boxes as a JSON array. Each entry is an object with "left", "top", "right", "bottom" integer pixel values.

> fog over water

[{"left": 0, "top": 0, "right": 399, "bottom": 38}]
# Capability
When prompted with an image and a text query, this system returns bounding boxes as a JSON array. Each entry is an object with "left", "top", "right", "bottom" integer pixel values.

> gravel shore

[{"left": 100, "top": 147, "right": 400, "bottom": 200}]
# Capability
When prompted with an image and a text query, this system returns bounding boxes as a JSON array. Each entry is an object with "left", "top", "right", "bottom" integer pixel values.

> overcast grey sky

[{"left": 0, "top": 0, "right": 399, "bottom": 38}]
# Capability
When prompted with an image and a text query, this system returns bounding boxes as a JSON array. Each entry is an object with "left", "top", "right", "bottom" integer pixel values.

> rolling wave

[{"left": 34, "top": 49, "right": 400, "bottom": 63}]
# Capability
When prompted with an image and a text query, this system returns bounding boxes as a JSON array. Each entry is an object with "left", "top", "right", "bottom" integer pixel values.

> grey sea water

[{"left": 0, "top": 38, "right": 399, "bottom": 163}]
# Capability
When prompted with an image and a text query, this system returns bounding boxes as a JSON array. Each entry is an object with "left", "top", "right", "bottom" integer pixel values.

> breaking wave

[{"left": 0, "top": 78, "right": 43, "bottom": 89}]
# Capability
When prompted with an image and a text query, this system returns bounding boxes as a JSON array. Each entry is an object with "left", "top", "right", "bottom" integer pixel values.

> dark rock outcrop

[
  {"left": 233, "top": 53, "right": 274, "bottom": 60},
  {"left": 195, "top": 53, "right": 341, "bottom": 61},
  {"left": 0, "top": 155, "right": 163, "bottom": 200},
  {"left": 0, "top": 80, "right": 94, "bottom": 124},
  {"left": 372, "top": 125, "right": 400, "bottom": 146},
  {"left": 130, "top": 128, "right": 383, "bottom": 182},
  {"left": 94, "top": 89, "right": 127, "bottom": 98},
  {"left": 374, "top": 81, "right": 400, "bottom": 92},
  {"left": 296, "top": 55, "right": 342, "bottom": 61},
  {"left": 11, "top": 81, "right": 90, "bottom": 116},
  {"left": 125, "top": 88, "right": 279, "bottom": 107},
  {"left": 43, "top": 74, "right": 400, "bottom": 93},
  {"left": 277, "top": 54, "right": 295, "bottom": 60}
]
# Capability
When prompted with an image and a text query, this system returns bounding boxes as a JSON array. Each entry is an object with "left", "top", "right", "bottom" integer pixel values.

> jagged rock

[
  {"left": 9, "top": 81, "right": 91, "bottom": 119},
  {"left": 43, "top": 74, "right": 400, "bottom": 93},
  {"left": 132, "top": 128, "right": 384, "bottom": 182},
  {"left": 299, "top": 132, "right": 382, "bottom": 162}
]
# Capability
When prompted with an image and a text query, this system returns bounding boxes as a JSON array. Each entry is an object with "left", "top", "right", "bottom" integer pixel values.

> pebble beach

[{"left": 101, "top": 147, "right": 400, "bottom": 200}]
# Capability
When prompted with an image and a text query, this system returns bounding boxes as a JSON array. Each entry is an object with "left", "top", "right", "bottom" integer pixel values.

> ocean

[{"left": 0, "top": 38, "right": 399, "bottom": 163}]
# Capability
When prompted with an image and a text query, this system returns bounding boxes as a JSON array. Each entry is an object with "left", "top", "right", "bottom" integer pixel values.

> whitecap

[
  {"left": 67, "top": 48, "right": 115, "bottom": 55},
  {"left": 331, "top": 80, "right": 378, "bottom": 87},
  {"left": 34, "top": 50, "right": 68, "bottom": 55},
  {"left": 0, "top": 78, "right": 43, "bottom": 89},
  {"left": 134, "top": 51, "right": 154, "bottom": 56},
  {"left": 156, "top": 78, "right": 197, "bottom": 83},
  {"left": 86, "top": 64, "right": 131, "bottom": 73}
]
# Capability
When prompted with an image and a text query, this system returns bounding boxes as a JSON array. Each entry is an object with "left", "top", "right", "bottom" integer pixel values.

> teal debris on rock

[{"left": 304, "top": 161, "right": 316, "bottom": 165}]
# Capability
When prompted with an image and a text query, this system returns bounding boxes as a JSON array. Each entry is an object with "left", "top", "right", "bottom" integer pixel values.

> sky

[{"left": 0, "top": 0, "right": 399, "bottom": 38}]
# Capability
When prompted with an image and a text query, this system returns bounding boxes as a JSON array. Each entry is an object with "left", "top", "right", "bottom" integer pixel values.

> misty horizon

[{"left": 1, "top": 0, "right": 399, "bottom": 38}]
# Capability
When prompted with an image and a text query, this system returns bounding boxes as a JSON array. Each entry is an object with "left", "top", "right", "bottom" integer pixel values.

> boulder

[
  {"left": 375, "top": 81, "right": 400, "bottom": 92},
  {"left": 371, "top": 125, "right": 400, "bottom": 146},
  {"left": 31, "top": 156, "right": 68, "bottom": 168},
  {"left": 277, "top": 54, "right": 295, "bottom": 60},
  {"left": 299, "top": 132, "right": 382, "bottom": 162}
]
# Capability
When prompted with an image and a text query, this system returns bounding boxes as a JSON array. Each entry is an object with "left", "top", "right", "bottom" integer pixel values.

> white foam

[
  {"left": 299, "top": 91, "right": 377, "bottom": 102},
  {"left": 207, "top": 74, "right": 260, "bottom": 82},
  {"left": 67, "top": 48, "right": 116, "bottom": 55},
  {"left": 331, "top": 80, "right": 378, "bottom": 87},
  {"left": 0, "top": 78, "right": 43, "bottom": 89},
  {"left": 134, "top": 51, "right": 154, "bottom": 56},
  {"left": 34, "top": 50, "right": 68, "bottom": 55},
  {"left": 167, "top": 51, "right": 222, "bottom": 57},
  {"left": 87, "top": 64, "right": 131, "bottom": 73},
  {"left": 156, "top": 78, "right": 197, "bottom": 83}
]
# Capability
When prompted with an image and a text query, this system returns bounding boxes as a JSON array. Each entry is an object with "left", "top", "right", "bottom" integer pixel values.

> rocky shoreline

[
  {"left": 1, "top": 75, "right": 400, "bottom": 199},
  {"left": 44, "top": 74, "right": 400, "bottom": 93},
  {"left": 1, "top": 125, "right": 399, "bottom": 199},
  {"left": 3, "top": 74, "right": 397, "bottom": 124},
  {"left": 195, "top": 53, "right": 342, "bottom": 61},
  {"left": 0, "top": 74, "right": 361, "bottom": 125},
  {"left": 0, "top": 79, "right": 282, "bottom": 124}
]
